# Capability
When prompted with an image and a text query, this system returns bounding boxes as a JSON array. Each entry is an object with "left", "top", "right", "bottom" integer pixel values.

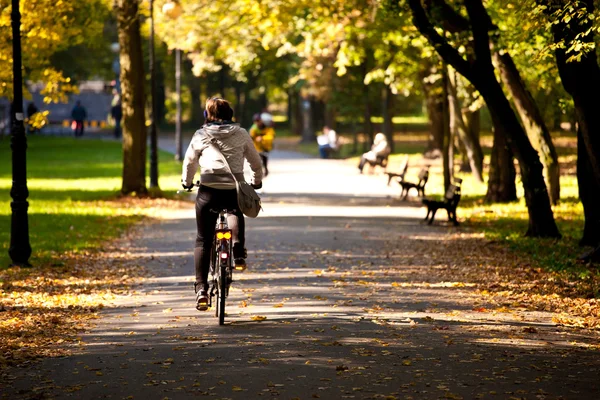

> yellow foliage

[{"left": 0, "top": 0, "right": 107, "bottom": 101}]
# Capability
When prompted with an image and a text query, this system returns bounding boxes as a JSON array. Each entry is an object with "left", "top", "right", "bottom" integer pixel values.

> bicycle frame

[{"left": 209, "top": 209, "right": 234, "bottom": 325}]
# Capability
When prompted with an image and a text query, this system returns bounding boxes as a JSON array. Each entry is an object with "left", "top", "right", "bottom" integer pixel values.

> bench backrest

[
  {"left": 445, "top": 179, "right": 462, "bottom": 205},
  {"left": 417, "top": 167, "right": 429, "bottom": 187}
]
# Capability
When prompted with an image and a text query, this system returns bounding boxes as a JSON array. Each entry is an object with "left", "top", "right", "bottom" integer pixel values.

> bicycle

[
  {"left": 209, "top": 207, "right": 245, "bottom": 325},
  {"left": 178, "top": 184, "right": 245, "bottom": 325}
]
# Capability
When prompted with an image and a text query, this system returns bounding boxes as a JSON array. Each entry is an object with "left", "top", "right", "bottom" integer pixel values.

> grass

[
  {"left": 378, "top": 132, "right": 592, "bottom": 281},
  {"left": 0, "top": 135, "right": 184, "bottom": 267}
]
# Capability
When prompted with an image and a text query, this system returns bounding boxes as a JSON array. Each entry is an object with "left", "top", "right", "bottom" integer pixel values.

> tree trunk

[
  {"left": 362, "top": 64, "right": 374, "bottom": 152},
  {"left": 486, "top": 125, "right": 517, "bottom": 203},
  {"left": 494, "top": 50, "right": 561, "bottom": 205},
  {"left": 382, "top": 86, "right": 395, "bottom": 153},
  {"left": 447, "top": 66, "right": 484, "bottom": 182},
  {"left": 441, "top": 66, "right": 452, "bottom": 191},
  {"left": 114, "top": 0, "right": 147, "bottom": 195},
  {"left": 538, "top": 0, "right": 600, "bottom": 245},
  {"left": 188, "top": 69, "right": 202, "bottom": 127},
  {"left": 301, "top": 95, "right": 315, "bottom": 143},
  {"left": 407, "top": 0, "right": 560, "bottom": 238},
  {"left": 292, "top": 89, "right": 303, "bottom": 136},
  {"left": 422, "top": 69, "right": 445, "bottom": 156},
  {"left": 577, "top": 127, "right": 600, "bottom": 246}
]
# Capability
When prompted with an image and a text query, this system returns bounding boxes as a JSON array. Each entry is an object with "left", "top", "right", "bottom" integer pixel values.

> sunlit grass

[{"left": 0, "top": 136, "right": 183, "bottom": 267}]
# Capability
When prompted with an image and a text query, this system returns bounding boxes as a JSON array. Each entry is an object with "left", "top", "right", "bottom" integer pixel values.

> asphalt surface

[{"left": 2, "top": 139, "right": 599, "bottom": 400}]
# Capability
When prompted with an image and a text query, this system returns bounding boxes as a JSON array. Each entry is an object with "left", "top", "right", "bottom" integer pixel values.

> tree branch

[
  {"left": 407, "top": 0, "right": 472, "bottom": 79},
  {"left": 464, "top": 0, "right": 494, "bottom": 73}
]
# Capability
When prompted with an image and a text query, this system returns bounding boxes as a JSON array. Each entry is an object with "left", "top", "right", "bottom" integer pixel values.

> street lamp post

[
  {"left": 162, "top": 0, "right": 183, "bottom": 161},
  {"left": 175, "top": 48, "right": 182, "bottom": 161},
  {"left": 9, "top": 0, "right": 32, "bottom": 267},
  {"left": 149, "top": 0, "right": 159, "bottom": 188}
]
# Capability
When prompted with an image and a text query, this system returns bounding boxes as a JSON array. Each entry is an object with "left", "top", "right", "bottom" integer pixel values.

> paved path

[{"left": 2, "top": 140, "right": 599, "bottom": 399}]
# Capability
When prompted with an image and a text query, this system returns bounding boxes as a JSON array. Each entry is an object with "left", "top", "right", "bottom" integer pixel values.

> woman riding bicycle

[{"left": 181, "top": 97, "right": 263, "bottom": 311}]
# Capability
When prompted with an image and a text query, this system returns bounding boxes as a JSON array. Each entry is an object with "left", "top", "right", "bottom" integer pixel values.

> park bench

[
  {"left": 422, "top": 178, "right": 463, "bottom": 226},
  {"left": 398, "top": 166, "right": 429, "bottom": 200},
  {"left": 386, "top": 155, "right": 409, "bottom": 186}
]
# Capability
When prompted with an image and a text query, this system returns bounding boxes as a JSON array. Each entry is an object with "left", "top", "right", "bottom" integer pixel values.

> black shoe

[{"left": 234, "top": 257, "right": 247, "bottom": 271}]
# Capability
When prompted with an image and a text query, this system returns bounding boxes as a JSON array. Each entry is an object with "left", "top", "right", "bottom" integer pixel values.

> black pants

[
  {"left": 74, "top": 120, "right": 84, "bottom": 137},
  {"left": 194, "top": 185, "right": 245, "bottom": 290},
  {"left": 260, "top": 152, "right": 269, "bottom": 176}
]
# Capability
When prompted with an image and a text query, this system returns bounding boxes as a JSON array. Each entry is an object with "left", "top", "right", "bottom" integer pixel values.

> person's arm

[
  {"left": 262, "top": 127, "right": 274, "bottom": 151},
  {"left": 244, "top": 132, "right": 264, "bottom": 184},
  {"left": 373, "top": 140, "right": 389, "bottom": 156},
  {"left": 181, "top": 134, "right": 203, "bottom": 187}
]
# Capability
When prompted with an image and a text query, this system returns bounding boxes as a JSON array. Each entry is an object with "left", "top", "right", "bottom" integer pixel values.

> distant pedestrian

[
  {"left": 249, "top": 113, "right": 275, "bottom": 176},
  {"left": 111, "top": 100, "right": 123, "bottom": 139},
  {"left": 71, "top": 101, "right": 87, "bottom": 137}
]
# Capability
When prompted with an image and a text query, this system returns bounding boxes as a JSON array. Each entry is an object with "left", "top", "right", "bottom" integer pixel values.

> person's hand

[
  {"left": 181, "top": 181, "right": 194, "bottom": 191},
  {"left": 252, "top": 182, "right": 262, "bottom": 190},
  {"left": 256, "top": 136, "right": 263, "bottom": 142}
]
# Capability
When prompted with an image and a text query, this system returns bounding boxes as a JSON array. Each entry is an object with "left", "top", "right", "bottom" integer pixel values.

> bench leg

[
  {"left": 448, "top": 209, "right": 459, "bottom": 226},
  {"left": 428, "top": 209, "right": 438, "bottom": 225}
]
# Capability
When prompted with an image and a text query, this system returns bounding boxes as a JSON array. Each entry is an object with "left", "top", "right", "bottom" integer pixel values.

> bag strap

[{"left": 202, "top": 131, "right": 240, "bottom": 184}]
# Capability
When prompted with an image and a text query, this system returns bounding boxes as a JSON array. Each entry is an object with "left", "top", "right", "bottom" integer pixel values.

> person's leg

[
  {"left": 358, "top": 155, "right": 367, "bottom": 173},
  {"left": 114, "top": 118, "right": 121, "bottom": 138},
  {"left": 319, "top": 145, "right": 328, "bottom": 159},
  {"left": 222, "top": 188, "right": 247, "bottom": 267},
  {"left": 76, "top": 121, "right": 84, "bottom": 137},
  {"left": 260, "top": 153, "right": 268, "bottom": 176},
  {"left": 263, "top": 153, "right": 269, "bottom": 176},
  {"left": 194, "top": 187, "right": 218, "bottom": 292}
]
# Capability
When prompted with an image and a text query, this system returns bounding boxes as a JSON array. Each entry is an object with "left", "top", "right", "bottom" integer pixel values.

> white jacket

[{"left": 182, "top": 123, "right": 263, "bottom": 189}]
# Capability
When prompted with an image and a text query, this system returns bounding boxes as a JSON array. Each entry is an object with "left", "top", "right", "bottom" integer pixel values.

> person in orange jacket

[{"left": 249, "top": 113, "right": 275, "bottom": 176}]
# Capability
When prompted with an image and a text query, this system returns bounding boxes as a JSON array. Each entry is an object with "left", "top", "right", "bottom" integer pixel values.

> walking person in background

[
  {"left": 71, "top": 100, "right": 87, "bottom": 137},
  {"left": 110, "top": 93, "right": 123, "bottom": 139},
  {"left": 249, "top": 113, "right": 275, "bottom": 176}
]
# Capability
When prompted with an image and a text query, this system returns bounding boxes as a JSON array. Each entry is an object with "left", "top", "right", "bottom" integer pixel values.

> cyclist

[
  {"left": 248, "top": 113, "right": 275, "bottom": 176},
  {"left": 182, "top": 97, "right": 263, "bottom": 311}
]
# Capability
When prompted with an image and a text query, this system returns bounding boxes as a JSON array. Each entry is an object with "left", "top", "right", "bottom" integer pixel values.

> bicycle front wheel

[{"left": 218, "top": 265, "right": 227, "bottom": 325}]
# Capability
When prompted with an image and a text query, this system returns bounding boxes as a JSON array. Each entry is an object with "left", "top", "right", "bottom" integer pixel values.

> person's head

[
  {"left": 204, "top": 97, "right": 234, "bottom": 123},
  {"left": 260, "top": 112, "right": 273, "bottom": 127},
  {"left": 75, "top": 100, "right": 81, "bottom": 106},
  {"left": 252, "top": 113, "right": 261, "bottom": 122},
  {"left": 323, "top": 126, "right": 330, "bottom": 133},
  {"left": 374, "top": 132, "right": 386, "bottom": 145}
]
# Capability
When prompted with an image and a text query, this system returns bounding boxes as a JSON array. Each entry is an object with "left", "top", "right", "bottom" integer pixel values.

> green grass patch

[{"left": 0, "top": 136, "right": 183, "bottom": 267}]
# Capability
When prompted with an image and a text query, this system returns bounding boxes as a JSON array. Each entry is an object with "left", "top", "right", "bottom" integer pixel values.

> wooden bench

[
  {"left": 422, "top": 178, "right": 463, "bottom": 226},
  {"left": 364, "top": 154, "right": 389, "bottom": 175},
  {"left": 398, "top": 166, "right": 429, "bottom": 200},
  {"left": 386, "top": 156, "right": 409, "bottom": 186}
]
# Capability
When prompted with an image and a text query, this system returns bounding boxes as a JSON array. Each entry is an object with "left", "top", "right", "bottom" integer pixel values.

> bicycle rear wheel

[{"left": 218, "top": 265, "right": 226, "bottom": 325}]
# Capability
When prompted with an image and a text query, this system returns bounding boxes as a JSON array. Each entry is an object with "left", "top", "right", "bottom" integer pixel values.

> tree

[
  {"left": 406, "top": 0, "right": 560, "bottom": 237},
  {"left": 535, "top": 0, "right": 600, "bottom": 248},
  {"left": 493, "top": 50, "right": 560, "bottom": 204},
  {"left": 0, "top": 0, "right": 107, "bottom": 116},
  {"left": 114, "top": 0, "right": 148, "bottom": 195}
]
